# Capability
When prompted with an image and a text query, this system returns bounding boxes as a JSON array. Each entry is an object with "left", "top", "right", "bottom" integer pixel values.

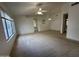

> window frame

[{"left": 0, "top": 10, "right": 15, "bottom": 41}]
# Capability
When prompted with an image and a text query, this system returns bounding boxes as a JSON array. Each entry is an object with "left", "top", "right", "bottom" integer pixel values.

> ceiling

[{"left": 3, "top": 2, "right": 65, "bottom": 16}]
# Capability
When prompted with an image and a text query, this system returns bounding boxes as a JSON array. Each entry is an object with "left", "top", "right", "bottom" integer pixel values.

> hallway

[{"left": 10, "top": 30, "right": 79, "bottom": 57}]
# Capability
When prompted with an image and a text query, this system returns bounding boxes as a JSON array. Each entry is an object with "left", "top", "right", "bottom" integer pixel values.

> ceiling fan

[
  {"left": 38, "top": 8, "right": 47, "bottom": 12},
  {"left": 36, "top": 8, "right": 47, "bottom": 15}
]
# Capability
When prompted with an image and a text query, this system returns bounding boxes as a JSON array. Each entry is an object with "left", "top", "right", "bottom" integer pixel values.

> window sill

[{"left": 6, "top": 33, "right": 16, "bottom": 43}]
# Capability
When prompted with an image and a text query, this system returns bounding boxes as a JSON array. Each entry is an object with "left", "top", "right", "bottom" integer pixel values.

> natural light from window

[{"left": 0, "top": 10, "right": 15, "bottom": 41}]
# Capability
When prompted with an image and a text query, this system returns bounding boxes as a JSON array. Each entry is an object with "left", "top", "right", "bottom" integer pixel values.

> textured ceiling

[{"left": 3, "top": 2, "right": 65, "bottom": 16}]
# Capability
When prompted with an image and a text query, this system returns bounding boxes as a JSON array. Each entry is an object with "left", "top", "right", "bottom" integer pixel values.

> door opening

[
  {"left": 62, "top": 13, "right": 68, "bottom": 35},
  {"left": 33, "top": 19, "right": 38, "bottom": 32}
]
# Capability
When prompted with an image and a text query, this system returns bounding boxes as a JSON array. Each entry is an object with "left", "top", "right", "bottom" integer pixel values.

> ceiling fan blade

[
  {"left": 38, "top": 8, "right": 47, "bottom": 12},
  {"left": 41, "top": 10, "right": 47, "bottom": 12}
]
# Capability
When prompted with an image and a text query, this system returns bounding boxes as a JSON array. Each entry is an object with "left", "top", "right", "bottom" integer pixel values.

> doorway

[
  {"left": 62, "top": 13, "right": 68, "bottom": 35},
  {"left": 33, "top": 19, "right": 38, "bottom": 32}
]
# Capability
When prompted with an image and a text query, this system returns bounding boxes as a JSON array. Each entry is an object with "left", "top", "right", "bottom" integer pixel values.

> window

[{"left": 0, "top": 10, "right": 15, "bottom": 41}]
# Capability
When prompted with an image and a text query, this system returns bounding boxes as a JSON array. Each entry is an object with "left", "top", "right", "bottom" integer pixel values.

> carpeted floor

[{"left": 10, "top": 30, "right": 79, "bottom": 57}]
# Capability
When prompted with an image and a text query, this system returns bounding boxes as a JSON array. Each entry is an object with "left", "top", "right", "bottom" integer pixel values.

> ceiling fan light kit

[
  {"left": 36, "top": 7, "right": 47, "bottom": 15},
  {"left": 37, "top": 11, "right": 43, "bottom": 15}
]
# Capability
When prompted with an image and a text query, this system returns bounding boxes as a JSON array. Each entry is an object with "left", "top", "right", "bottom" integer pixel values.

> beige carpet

[{"left": 10, "top": 30, "right": 79, "bottom": 57}]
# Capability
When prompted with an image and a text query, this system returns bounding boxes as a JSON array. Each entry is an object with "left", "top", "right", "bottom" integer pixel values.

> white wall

[
  {"left": 37, "top": 15, "right": 51, "bottom": 31},
  {"left": 15, "top": 15, "right": 51, "bottom": 35},
  {"left": 50, "top": 5, "right": 63, "bottom": 32},
  {"left": 0, "top": 3, "right": 16, "bottom": 56},
  {"left": 50, "top": 3, "right": 70, "bottom": 33},
  {"left": 50, "top": 12, "right": 61, "bottom": 31},
  {"left": 15, "top": 16, "right": 34, "bottom": 35},
  {"left": 67, "top": 4, "right": 79, "bottom": 41}
]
